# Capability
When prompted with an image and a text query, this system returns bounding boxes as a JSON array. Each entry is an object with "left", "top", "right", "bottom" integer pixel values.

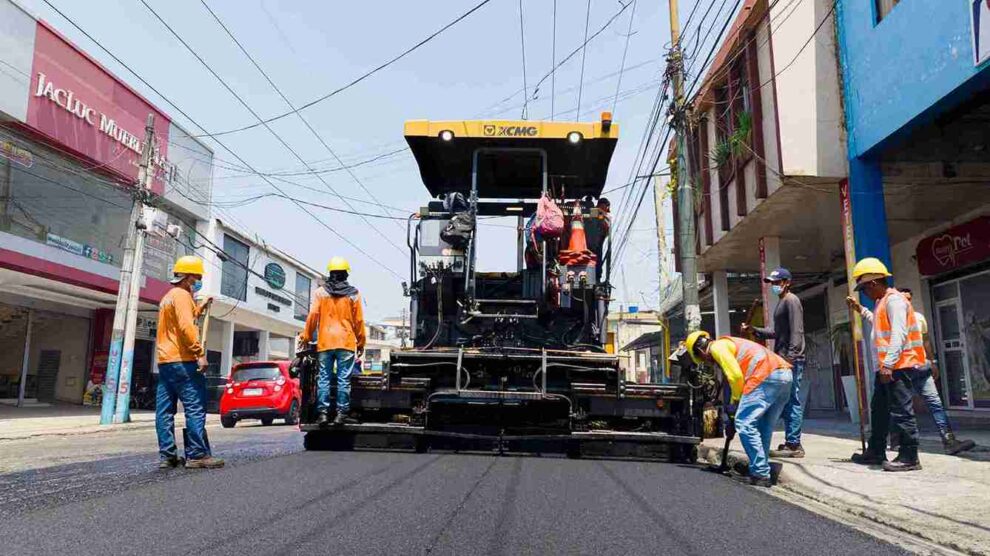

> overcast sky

[{"left": 17, "top": 0, "right": 723, "bottom": 320}]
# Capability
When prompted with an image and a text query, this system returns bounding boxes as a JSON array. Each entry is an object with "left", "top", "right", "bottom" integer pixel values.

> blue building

[{"left": 837, "top": 0, "right": 990, "bottom": 412}]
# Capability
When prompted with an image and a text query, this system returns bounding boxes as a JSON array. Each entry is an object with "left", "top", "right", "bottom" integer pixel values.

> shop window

[
  {"left": 1, "top": 130, "right": 131, "bottom": 266},
  {"left": 875, "top": 0, "right": 899, "bottom": 23},
  {"left": 221, "top": 234, "right": 249, "bottom": 301},
  {"left": 294, "top": 273, "right": 312, "bottom": 322}
]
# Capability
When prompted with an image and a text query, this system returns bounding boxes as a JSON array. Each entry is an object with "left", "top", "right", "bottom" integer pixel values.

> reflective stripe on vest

[
  {"left": 874, "top": 290, "right": 926, "bottom": 370},
  {"left": 723, "top": 336, "right": 792, "bottom": 395}
]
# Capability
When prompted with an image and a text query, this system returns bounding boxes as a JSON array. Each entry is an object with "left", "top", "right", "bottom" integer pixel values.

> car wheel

[
  {"left": 285, "top": 400, "right": 300, "bottom": 426},
  {"left": 261, "top": 417, "right": 275, "bottom": 426},
  {"left": 221, "top": 416, "right": 236, "bottom": 429}
]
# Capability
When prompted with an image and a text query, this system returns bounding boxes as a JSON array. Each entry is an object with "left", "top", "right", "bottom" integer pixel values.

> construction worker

[
  {"left": 686, "top": 331, "right": 793, "bottom": 487},
  {"left": 848, "top": 287, "right": 975, "bottom": 455},
  {"left": 300, "top": 256, "right": 366, "bottom": 427},
  {"left": 742, "top": 267, "right": 806, "bottom": 458},
  {"left": 155, "top": 256, "right": 224, "bottom": 469},
  {"left": 847, "top": 257, "right": 923, "bottom": 471}
]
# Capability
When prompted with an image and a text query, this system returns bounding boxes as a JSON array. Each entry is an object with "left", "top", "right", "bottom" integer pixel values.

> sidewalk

[
  {"left": 700, "top": 418, "right": 990, "bottom": 555},
  {"left": 0, "top": 402, "right": 211, "bottom": 441}
]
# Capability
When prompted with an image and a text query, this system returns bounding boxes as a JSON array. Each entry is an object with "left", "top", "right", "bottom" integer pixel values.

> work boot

[
  {"left": 850, "top": 451, "right": 886, "bottom": 465},
  {"left": 158, "top": 456, "right": 184, "bottom": 469},
  {"left": 769, "top": 462, "right": 783, "bottom": 485},
  {"left": 185, "top": 456, "right": 225, "bottom": 469},
  {"left": 882, "top": 459, "right": 921, "bottom": 472},
  {"left": 888, "top": 433, "right": 900, "bottom": 451},
  {"left": 332, "top": 413, "right": 348, "bottom": 427},
  {"left": 770, "top": 443, "right": 805, "bottom": 458},
  {"left": 316, "top": 412, "right": 330, "bottom": 427},
  {"left": 749, "top": 476, "right": 773, "bottom": 488},
  {"left": 943, "top": 433, "right": 976, "bottom": 455}
]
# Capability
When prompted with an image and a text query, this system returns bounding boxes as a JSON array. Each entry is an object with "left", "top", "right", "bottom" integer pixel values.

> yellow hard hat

[
  {"left": 172, "top": 255, "right": 204, "bottom": 277},
  {"left": 327, "top": 256, "right": 350, "bottom": 273},
  {"left": 852, "top": 257, "right": 891, "bottom": 290},
  {"left": 685, "top": 330, "right": 711, "bottom": 364}
]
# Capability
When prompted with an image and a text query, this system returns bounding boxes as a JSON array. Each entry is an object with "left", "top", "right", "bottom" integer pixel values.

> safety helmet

[
  {"left": 852, "top": 257, "right": 891, "bottom": 290},
  {"left": 685, "top": 330, "right": 712, "bottom": 365},
  {"left": 327, "top": 256, "right": 350, "bottom": 273},
  {"left": 171, "top": 256, "right": 204, "bottom": 277}
]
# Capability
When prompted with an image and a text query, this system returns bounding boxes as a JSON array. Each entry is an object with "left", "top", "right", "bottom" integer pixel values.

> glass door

[{"left": 935, "top": 300, "right": 973, "bottom": 409}]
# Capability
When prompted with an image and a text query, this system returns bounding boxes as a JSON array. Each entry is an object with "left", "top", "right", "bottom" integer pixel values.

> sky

[{"left": 16, "top": 0, "right": 728, "bottom": 321}]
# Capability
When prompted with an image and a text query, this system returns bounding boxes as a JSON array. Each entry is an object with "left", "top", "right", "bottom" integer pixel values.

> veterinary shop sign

[{"left": 916, "top": 216, "right": 990, "bottom": 275}]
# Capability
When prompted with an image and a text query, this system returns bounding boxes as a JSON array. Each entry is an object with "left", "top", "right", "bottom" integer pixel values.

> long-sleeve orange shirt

[
  {"left": 301, "top": 288, "right": 366, "bottom": 353},
  {"left": 156, "top": 287, "right": 205, "bottom": 364}
]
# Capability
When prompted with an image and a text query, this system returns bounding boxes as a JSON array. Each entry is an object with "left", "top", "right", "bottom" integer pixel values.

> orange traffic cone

[{"left": 559, "top": 202, "right": 597, "bottom": 266}]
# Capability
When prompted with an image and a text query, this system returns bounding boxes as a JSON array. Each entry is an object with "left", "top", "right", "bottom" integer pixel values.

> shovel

[{"left": 706, "top": 430, "right": 735, "bottom": 474}]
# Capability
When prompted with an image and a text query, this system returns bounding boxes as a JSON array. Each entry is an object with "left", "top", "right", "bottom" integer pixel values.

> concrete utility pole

[
  {"left": 667, "top": 0, "right": 700, "bottom": 332},
  {"left": 101, "top": 114, "right": 157, "bottom": 425}
]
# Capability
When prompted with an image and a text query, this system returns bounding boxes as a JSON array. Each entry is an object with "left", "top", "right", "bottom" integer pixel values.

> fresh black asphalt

[{"left": 0, "top": 429, "right": 907, "bottom": 555}]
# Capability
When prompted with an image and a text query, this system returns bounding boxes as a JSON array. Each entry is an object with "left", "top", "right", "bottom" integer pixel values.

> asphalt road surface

[{"left": 0, "top": 426, "right": 907, "bottom": 555}]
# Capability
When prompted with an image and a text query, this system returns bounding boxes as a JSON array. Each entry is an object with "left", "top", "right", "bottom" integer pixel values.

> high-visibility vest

[
  {"left": 874, "top": 289, "right": 926, "bottom": 370},
  {"left": 722, "top": 336, "right": 792, "bottom": 395}
]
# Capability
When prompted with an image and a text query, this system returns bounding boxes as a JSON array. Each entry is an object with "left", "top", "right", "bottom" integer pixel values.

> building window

[
  {"left": 294, "top": 273, "right": 311, "bottom": 322},
  {"left": 875, "top": 0, "right": 899, "bottom": 23},
  {"left": 221, "top": 234, "right": 249, "bottom": 301}
]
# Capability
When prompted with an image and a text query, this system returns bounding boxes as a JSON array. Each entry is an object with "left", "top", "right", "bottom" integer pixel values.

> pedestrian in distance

[
  {"left": 848, "top": 258, "right": 924, "bottom": 471},
  {"left": 686, "top": 330, "right": 793, "bottom": 488},
  {"left": 155, "top": 256, "right": 224, "bottom": 469},
  {"left": 741, "top": 267, "right": 806, "bottom": 458},
  {"left": 848, "top": 288, "right": 976, "bottom": 456},
  {"left": 300, "top": 256, "right": 366, "bottom": 427}
]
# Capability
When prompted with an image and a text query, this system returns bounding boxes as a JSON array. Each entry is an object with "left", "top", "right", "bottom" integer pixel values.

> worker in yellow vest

[
  {"left": 848, "top": 257, "right": 924, "bottom": 471},
  {"left": 686, "top": 331, "right": 793, "bottom": 487}
]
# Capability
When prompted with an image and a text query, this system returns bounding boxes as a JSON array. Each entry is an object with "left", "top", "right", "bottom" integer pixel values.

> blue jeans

[
  {"left": 910, "top": 368, "right": 950, "bottom": 438},
  {"left": 781, "top": 358, "right": 805, "bottom": 445},
  {"left": 317, "top": 349, "right": 356, "bottom": 414},
  {"left": 156, "top": 361, "right": 210, "bottom": 461},
  {"left": 734, "top": 369, "right": 793, "bottom": 479}
]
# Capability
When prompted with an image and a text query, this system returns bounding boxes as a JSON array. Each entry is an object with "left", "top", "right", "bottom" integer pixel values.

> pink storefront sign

[{"left": 24, "top": 22, "right": 171, "bottom": 194}]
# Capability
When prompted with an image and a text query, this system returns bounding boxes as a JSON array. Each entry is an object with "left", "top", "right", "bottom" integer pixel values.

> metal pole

[
  {"left": 668, "top": 0, "right": 700, "bottom": 332},
  {"left": 16, "top": 309, "right": 33, "bottom": 407},
  {"left": 112, "top": 114, "right": 157, "bottom": 423}
]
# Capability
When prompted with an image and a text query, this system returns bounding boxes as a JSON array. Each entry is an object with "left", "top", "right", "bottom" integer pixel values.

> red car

[{"left": 220, "top": 361, "right": 301, "bottom": 428}]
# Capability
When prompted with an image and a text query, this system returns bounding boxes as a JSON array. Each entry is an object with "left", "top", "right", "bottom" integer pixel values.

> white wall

[
  {"left": 0, "top": 0, "right": 34, "bottom": 123},
  {"left": 769, "top": 0, "right": 846, "bottom": 178},
  {"left": 756, "top": 20, "right": 783, "bottom": 195}
]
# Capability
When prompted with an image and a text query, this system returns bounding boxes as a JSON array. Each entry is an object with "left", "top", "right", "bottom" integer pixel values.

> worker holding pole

[
  {"left": 155, "top": 255, "right": 224, "bottom": 469},
  {"left": 846, "top": 258, "right": 923, "bottom": 472},
  {"left": 686, "top": 331, "right": 793, "bottom": 488}
]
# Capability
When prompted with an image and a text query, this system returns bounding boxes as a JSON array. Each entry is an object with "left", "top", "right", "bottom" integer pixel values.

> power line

[
  {"left": 197, "top": 0, "right": 405, "bottom": 239},
  {"left": 199, "top": 0, "right": 495, "bottom": 138},
  {"left": 518, "top": 0, "right": 529, "bottom": 120},
  {"left": 38, "top": 0, "right": 403, "bottom": 279},
  {"left": 528, "top": 0, "right": 633, "bottom": 105},
  {"left": 576, "top": 0, "right": 593, "bottom": 118},
  {"left": 611, "top": 0, "right": 638, "bottom": 114},
  {"left": 138, "top": 0, "right": 406, "bottom": 257}
]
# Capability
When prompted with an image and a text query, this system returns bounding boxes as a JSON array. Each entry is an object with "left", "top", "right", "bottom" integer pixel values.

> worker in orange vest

[
  {"left": 300, "top": 256, "right": 366, "bottom": 427},
  {"left": 848, "top": 257, "right": 924, "bottom": 471},
  {"left": 155, "top": 256, "right": 224, "bottom": 469},
  {"left": 687, "top": 331, "right": 792, "bottom": 487}
]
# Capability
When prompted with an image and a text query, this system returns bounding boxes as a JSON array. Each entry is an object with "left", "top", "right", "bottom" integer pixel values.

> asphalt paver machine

[{"left": 299, "top": 115, "right": 708, "bottom": 459}]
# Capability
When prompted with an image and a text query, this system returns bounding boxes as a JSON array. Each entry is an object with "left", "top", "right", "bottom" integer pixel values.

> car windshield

[{"left": 232, "top": 366, "right": 281, "bottom": 382}]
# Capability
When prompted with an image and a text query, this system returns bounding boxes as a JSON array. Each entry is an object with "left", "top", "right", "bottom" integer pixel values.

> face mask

[
  {"left": 771, "top": 284, "right": 784, "bottom": 295},
  {"left": 191, "top": 279, "right": 203, "bottom": 293}
]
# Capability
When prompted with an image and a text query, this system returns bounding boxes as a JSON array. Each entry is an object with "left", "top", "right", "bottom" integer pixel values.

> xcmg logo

[{"left": 483, "top": 125, "right": 538, "bottom": 137}]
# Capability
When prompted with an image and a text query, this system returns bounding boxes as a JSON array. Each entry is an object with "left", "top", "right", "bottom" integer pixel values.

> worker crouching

[
  {"left": 687, "top": 331, "right": 793, "bottom": 487},
  {"left": 300, "top": 257, "right": 366, "bottom": 427}
]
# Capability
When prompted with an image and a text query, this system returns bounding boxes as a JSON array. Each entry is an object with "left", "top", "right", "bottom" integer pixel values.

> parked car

[{"left": 220, "top": 361, "right": 300, "bottom": 428}]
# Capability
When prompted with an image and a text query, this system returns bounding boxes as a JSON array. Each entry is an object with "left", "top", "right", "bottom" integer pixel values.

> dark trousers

[{"left": 867, "top": 369, "right": 922, "bottom": 461}]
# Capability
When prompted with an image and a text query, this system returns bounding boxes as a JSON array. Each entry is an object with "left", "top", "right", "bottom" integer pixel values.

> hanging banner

[{"left": 839, "top": 179, "right": 870, "bottom": 446}]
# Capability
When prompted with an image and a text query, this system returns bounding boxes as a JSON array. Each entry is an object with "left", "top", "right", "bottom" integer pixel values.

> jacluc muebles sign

[
  {"left": 916, "top": 216, "right": 990, "bottom": 276},
  {"left": 24, "top": 23, "right": 171, "bottom": 194}
]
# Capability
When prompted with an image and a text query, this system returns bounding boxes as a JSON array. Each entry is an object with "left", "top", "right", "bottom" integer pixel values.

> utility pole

[
  {"left": 101, "top": 114, "right": 157, "bottom": 424},
  {"left": 667, "top": 0, "right": 700, "bottom": 332}
]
